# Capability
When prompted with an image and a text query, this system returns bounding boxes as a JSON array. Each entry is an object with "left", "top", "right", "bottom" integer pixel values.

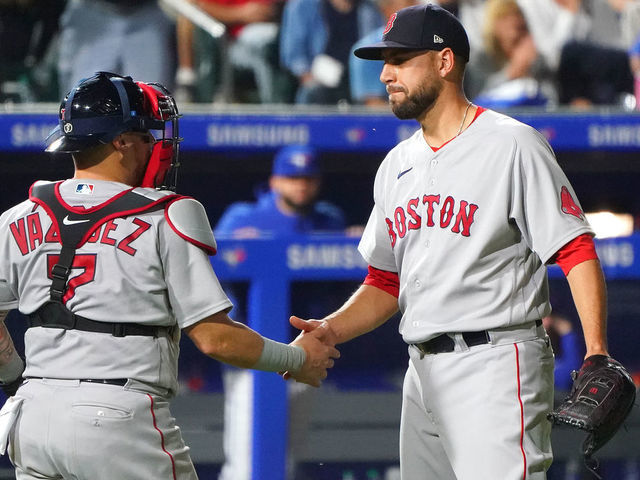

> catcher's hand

[{"left": 548, "top": 355, "right": 637, "bottom": 458}]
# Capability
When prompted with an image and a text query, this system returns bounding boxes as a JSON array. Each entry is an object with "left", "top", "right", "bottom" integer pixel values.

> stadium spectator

[
  {"left": 349, "top": 0, "right": 419, "bottom": 106},
  {"left": 280, "top": 0, "right": 383, "bottom": 104},
  {"left": 174, "top": 0, "right": 287, "bottom": 103},
  {"left": 0, "top": 0, "right": 65, "bottom": 102},
  {"left": 465, "top": 0, "right": 557, "bottom": 108},
  {"left": 523, "top": 0, "right": 635, "bottom": 107},
  {"left": 56, "top": 0, "right": 175, "bottom": 96},
  {"left": 618, "top": 0, "right": 640, "bottom": 107},
  {"left": 515, "top": 0, "right": 591, "bottom": 72}
]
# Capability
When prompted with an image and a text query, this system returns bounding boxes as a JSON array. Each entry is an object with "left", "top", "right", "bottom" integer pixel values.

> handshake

[{"left": 283, "top": 316, "right": 340, "bottom": 387}]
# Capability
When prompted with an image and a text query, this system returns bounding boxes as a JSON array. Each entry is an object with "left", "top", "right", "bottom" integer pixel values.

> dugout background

[{"left": 1, "top": 108, "right": 640, "bottom": 480}]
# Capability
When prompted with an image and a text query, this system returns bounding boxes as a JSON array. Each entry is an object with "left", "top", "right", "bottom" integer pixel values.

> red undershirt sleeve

[
  {"left": 363, "top": 232, "right": 595, "bottom": 294},
  {"left": 549, "top": 233, "right": 599, "bottom": 276},
  {"left": 363, "top": 265, "right": 400, "bottom": 298}
]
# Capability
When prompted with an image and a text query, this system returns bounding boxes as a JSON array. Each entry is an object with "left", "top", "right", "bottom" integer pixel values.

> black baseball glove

[{"left": 548, "top": 355, "right": 636, "bottom": 459}]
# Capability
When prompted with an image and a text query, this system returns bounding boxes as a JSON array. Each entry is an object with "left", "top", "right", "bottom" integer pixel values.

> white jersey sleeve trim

[
  {"left": 357, "top": 246, "right": 398, "bottom": 273},
  {"left": 180, "top": 299, "right": 234, "bottom": 330},
  {"left": 165, "top": 198, "right": 217, "bottom": 255}
]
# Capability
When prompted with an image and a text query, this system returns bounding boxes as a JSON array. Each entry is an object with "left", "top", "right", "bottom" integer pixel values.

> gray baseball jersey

[
  {"left": 0, "top": 179, "right": 231, "bottom": 395},
  {"left": 358, "top": 109, "right": 593, "bottom": 344}
]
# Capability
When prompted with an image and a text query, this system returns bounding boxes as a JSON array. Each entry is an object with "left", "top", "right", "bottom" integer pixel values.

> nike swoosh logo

[
  {"left": 62, "top": 215, "right": 90, "bottom": 225},
  {"left": 397, "top": 167, "right": 413, "bottom": 179}
]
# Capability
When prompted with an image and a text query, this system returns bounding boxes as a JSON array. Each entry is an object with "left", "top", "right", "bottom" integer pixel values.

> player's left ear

[{"left": 112, "top": 134, "right": 127, "bottom": 151}]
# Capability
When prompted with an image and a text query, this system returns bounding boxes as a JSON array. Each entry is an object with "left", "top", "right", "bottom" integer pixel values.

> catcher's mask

[{"left": 45, "top": 71, "right": 182, "bottom": 191}]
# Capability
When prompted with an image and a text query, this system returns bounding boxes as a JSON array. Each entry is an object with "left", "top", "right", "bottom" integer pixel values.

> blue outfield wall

[
  {"left": 211, "top": 233, "right": 640, "bottom": 479},
  {"left": 3, "top": 110, "right": 640, "bottom": 153}
]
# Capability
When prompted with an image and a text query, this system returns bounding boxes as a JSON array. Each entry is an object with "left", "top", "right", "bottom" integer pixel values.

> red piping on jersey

[
  {"left": 431, "top": 106, "right": 487, "bottom": 152},
  {"left": 28, "top": 190, "right": 63, "bottom": 243},
  {"left": 28, "top": 181, "right": 183, "bottom": 247},
  {"left": 550, "top": 233, "right": 598, "bottom": 276},
  {"left": 363, "top": 265, "right": 399, "bottom": 297},
  {"left": 514, "top": 343, "right": 527, "bottom": 480},
  {"left": 164, "top": 197, "right": 217, "bottom": 256},
  {"left": 147, "top": 394, "right": 177, "bottom": 480},
  {"left": 52, "top": 181, "right": 135, "bottom": 213}
]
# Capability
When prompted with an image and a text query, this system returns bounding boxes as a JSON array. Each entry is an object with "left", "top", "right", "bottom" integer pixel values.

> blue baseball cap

[
  {"left": 354, "top": 4, "right": 470, "bottom": 62},
  {"left": 272, "top": 145, "right": 320, "bottom": 177}
]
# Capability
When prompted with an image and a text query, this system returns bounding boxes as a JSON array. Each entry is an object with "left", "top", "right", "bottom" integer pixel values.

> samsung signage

[
  {"left": 10, "top": 121, "right": 56, "bottom": 148},
  {"left": 588, "top": 123, "right": 640, "bottom": 148},
  {"left": 287, "top": 243, "right": 367, "bottom": 270},
  {"left": 597, "top": 240, "right": 635, "bottom": 269},
  {"left": 207, "top": 123, "right": 310, "bottom": 147}
]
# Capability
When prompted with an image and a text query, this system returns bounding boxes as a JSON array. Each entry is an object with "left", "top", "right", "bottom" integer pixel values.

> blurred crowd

[{"left": 2, "top": 0, "right": 640, "bottom": 109}]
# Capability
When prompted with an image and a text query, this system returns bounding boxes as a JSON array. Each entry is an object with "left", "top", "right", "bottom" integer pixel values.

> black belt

[
  {"left": 81, "top": 378, "right": 128, "bottom": 386},
  {"left": 413, "top": 320, "right": 542, "bottom": 355},
  {"left": 28, "top": 301, "right": 167, "bottom": 338},
  {"left": 30, "top": 378, "right": 128, "bottom": 386}
]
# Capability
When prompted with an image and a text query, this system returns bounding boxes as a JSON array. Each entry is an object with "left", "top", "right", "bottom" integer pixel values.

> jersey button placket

[{"left": 428, "top": 155, "right": 437, "bottom": 186}]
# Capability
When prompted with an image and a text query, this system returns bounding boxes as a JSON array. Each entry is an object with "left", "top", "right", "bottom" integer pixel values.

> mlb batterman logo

[
  {"left": 383, "top": 13, "right": 397, "bottom": 35},
  {"left": 75, "top": 183, "right": 94, "bottom": 195}
]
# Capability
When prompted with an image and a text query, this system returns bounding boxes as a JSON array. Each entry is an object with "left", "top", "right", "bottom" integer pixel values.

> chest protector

[{"left": 27, "top": 181, "right": 182, "bottom": 337}]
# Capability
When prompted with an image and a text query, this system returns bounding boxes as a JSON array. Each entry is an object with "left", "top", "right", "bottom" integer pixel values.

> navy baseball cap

[
  {"left": 272, "top": 145, "right": 320, "bottom": 177},
  {"left": 354, "top": 4, "right": 470, "bottom": 62}
]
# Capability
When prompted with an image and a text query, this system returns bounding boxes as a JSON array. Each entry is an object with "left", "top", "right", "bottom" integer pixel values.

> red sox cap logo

[
  {"left": 383, "top": 13, "right": 397, "bottom": 35},
  {"left": 560, "top": 186, "right": 584, "bottom": 220}
]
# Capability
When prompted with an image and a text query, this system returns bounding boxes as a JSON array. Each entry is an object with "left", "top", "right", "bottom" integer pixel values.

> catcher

[{"left": 0, "top": 72, "right": 338, "bottom": 480}]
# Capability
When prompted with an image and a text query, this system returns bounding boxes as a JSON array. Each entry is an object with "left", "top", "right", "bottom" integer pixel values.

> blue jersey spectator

[
  {"left": 216, "top": 145, "right": 346, "bottom": 237},
  {"left": 213, "top": 145, "right": 348, "bottom": 480}
]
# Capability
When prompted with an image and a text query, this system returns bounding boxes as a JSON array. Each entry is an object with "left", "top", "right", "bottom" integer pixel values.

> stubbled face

[
  {"left": 380, "top": 49, "right": 444, "bottom": 120},
  {"left": 271, "top": 175, "right": 321, "bottom": 213}
]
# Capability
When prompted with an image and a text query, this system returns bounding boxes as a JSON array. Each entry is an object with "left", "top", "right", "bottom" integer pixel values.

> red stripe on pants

[{"left": 147, "top": 394, "right": 177, "bottom": 479}]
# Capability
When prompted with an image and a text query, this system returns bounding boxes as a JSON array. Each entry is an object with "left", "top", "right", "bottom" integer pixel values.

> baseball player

[
  {"left": 287, "top": 5, "right": 609, "bottom": 479},
  {"left": 0, "top": 72, "right": 339, "bottom": 480},
  {"left": 214, "top": 145, "right": 347, "bottom": 480}
]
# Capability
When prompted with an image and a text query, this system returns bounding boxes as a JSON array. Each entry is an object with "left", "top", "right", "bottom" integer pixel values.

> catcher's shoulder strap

[
  {"left": 29, "top": 181, "right": 182, "bottom": 302},
  {"left": 27, "top": 181, "right": 181, "bottom": 337},
  {"left": 29, "top": 181, "right": 182, "bottom": 250}
]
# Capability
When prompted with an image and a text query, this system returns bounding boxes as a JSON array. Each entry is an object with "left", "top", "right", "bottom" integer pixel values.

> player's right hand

[
  {"left": 289, "top": 316, "right": 338, "bottom": 345},
  {"left": 287, "top": 320, "right": 340, "bottom": 387}
]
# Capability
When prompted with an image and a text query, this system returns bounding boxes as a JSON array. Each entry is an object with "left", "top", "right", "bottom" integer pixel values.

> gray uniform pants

[
  {"left": 8, "top": 379, "right": 197, "bottom": 480},
  {"left": 400, "top": 322, "right": 554, "bottom": 480}
]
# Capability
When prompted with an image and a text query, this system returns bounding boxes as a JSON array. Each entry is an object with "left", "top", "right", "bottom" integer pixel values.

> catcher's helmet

[{"left": 45, "top": 72, "right": 182, "bottom": 190}]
